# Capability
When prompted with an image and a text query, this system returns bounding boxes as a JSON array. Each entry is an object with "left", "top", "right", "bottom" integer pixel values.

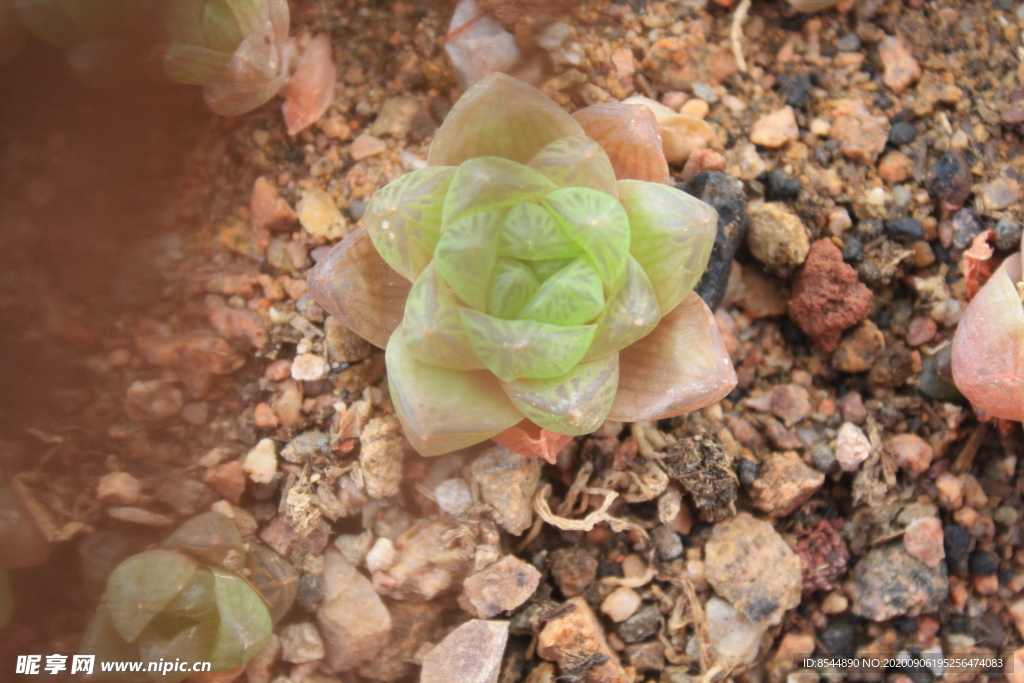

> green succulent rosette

[
  {"left": 309, "top": 74, "right": 737, "bottom": 461},
  {"left": 79, "top": 512, "right": 297, "bottom": 682},
  {"left": 162, "top": 0, "right": 289, "bottom": 116}
]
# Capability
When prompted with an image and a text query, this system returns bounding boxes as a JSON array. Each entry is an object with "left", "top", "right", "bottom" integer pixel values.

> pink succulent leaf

[
  {"left": 527, "top": 135, "right": 619, "bottom": 198},
  {"left": 492, "top": 420, "right": 574, "bottom": 465},
  {"left": 500, "top": 353, "right": 619, "bottom": 436},
  {"left": 427, "top": 73, "right": 584, "bottom": 167},
  {"left": 307, "top": 227, "right": 410, "bottom": 349},
  {"left": 386, "top": 323, "right": 523, "bottom": 455},
  {"left": 282, "top": 33, "right": 337, "bottom": 136},
  {"left": 583, "top": 256, "right": 662, "bottom": 361},
  {"left": 571, "top": 103, "right": 670, "bottom": 185},
  {"left": 363, "top": 166, "right": 456, "bottom": 281},
  {"left": 952, "top": 253, "right": 1024, "bottom": 422},
  {"left": 608, "top": 292, "right": 737, "bottom": 422},
  {"left": 402, "top": 264, "right": 485, "bottom": 371},
  {"left": 618, "top": 179, "right": 718, "bottom": 315}
]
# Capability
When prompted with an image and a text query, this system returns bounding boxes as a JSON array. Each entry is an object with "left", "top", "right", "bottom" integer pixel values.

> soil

[{"left": 3, "top": 0, "right": 1024, "bottom": 682}]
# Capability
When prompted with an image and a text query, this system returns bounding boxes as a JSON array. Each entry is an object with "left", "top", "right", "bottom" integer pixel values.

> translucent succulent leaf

[
  {"left": 584, "top": 256, "right": 662, "bottom": 360},
  {"left": 245, "top": 544, "right": 298, "bottom": 624},
  {"left": 202, "top": 0, "right": 243, "bottom": 52},
  {"left": 161, "top": 511, "right": 246, "bottom": 571},
  {"left": 163, "top": 0, "right": 206, "bottom": 45},
  {"left": 459, "top": 308, "right": 596, "bottom": 381},
  {"left": 136, "top": 618, "right": 218, "bottom": 683},
  {"left": 162, "top": 567, "right": 216, "bottom": 620},
  {"left": 164, "top": 43, "right": 232, "bottom": 85},
  {"left": 618, "top": 179, "right": 717, "bottom": 314},
  {"left": 541, "top": 187, "right": 631, "bottom": 286},
  {"left": 501, "top": 354, "right": 619, "bottom": 435},
  {"left": 203, "top": 71, "right": 287, "bottom": 117},
  {"left": 307, "top": 227, "right": 410, "bottom": 349},
  {"left": 403, "top": 264, "right": 484, "bottom": 370},
  {"left": 529, "top": 258, "right": 574, "bottom": 281},
  {"left": 489, "top": 258, "right": 541, "bottom": 319},
  {"left": 527, "top": 136, "right": 619, "bottom": 198},
  {"left": 433, "top": 207, "right": 505, "bottom": 312},
  {"left": 428, "top": 72, "right": 584, "bottom": 167},
  {"left": 498, "top": 200, "right": 580, "bottom": 261},
  {"left": 517, "top": 257, "right": 605, "bottom": 326},
  {"left": 364, "top": 166, "right": 455, "bottom": 280},
  {"left": 609, "top": 293, "right": 736, "bottom": 421},
  {"left": 951, "top": 256, "right": 1024, "bottom": 421},
  {"left": 107, "top": 550, "right": 198, "bottom": 643},
  {"left": 442, "top": 157, "right": 557, "bottom": 227},
  {"left": 222, "top": 0, "right": 266, "bottom": 41},
  {"left": 572, "top": 103, "right": 670, "bottom": 184},
  {"left": 79, "top": 605, "right": 147, "bottom": 683},
  {"left": 386, "top": 323, "right": 523, "bottom": 456},
  {"left": 207, "top": 568, "right": 273, "bottom": 671}
]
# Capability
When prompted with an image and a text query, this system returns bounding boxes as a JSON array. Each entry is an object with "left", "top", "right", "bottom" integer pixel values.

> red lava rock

[
  {"left": 794, "top": 518, "right": 850, "bottom": 595},
  {"left": 788, "top": 239, "right": 873, "bottom": 352},
  {"left": 283, "top": 34, "right": 337, "bottom": 136},
  {"left": 203, "top": 460, "right": 246, "bottom": 503}
]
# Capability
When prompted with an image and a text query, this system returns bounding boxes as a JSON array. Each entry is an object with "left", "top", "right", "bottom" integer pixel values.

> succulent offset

[
  {"left": 952, "top": 234, "right": 1024, "bottom": 421},
  {"left": 162, "top": 0, "right": 289, "bottom": 116},
  {"left": 79, "top": 512, "right": 297, "bottom": 682},
  {"left": 309, "top": 74, "right": 736, "bottom": 461}
]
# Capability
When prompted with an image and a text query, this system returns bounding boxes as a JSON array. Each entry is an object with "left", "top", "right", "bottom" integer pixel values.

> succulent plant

[
  {"left": 79, "top": 512, "right": 297, "bottom": 681},
  {"left": 162, "top": 0, "right": 290, "bottom": 116},
  {"left": 952, "top": 236, "right": 1024, "bottom": 421},
  {"left": 309, "top": 74, "right": 736, "bottom": 462}
]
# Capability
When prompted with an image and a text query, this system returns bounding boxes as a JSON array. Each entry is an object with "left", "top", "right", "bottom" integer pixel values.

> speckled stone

[{"left": 849, "top": 544, "right": 948, "bottom": 621}]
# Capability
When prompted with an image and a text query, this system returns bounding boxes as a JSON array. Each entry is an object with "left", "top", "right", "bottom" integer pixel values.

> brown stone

[
  {"left": 903, "top": 517, "right": 945, "bottom": 568},
  {"left": 420, "top": 619, "right": 509, "bottom": 683},
  {"left": 878, "top": 35, "right": 921, "bottom": 94},
  {"left": 748, "top": 451, "right": 825, "bottom": 517},
  {"left": 203, "top": 461, "right": 246, "bottom": 503},
  {"left": 878, "top": 151, "right": 915, "bottom": 183},
  {"left": 537, "top": 597, "right": 629, "bottom": 683},
  {"left": 832, "top": 320, "right": 885, "bottom": 373},
  {"left": 789, "top": 239, "right": 873, "bottom": 352},
  {"left": 829, "top": 100, "right": 889, "bottom": 165},
  {"left": 749, "top": 106, "right": 799, "bottom": 148},
  {"left": 317, "top": 548, "right": 392, "bottom": 672},
  {"left": 461, "top": 555, "right": 541, "bottom": 618},
  {"left": 642, "top": 34, "right": 737, "bottom": 91}
]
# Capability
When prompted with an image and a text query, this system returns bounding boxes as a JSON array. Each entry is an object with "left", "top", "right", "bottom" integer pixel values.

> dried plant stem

[{"left": 731, "top": 0, "right": 752, "bottom": 73}]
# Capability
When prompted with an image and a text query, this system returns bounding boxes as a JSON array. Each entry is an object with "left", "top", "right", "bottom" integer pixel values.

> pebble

[
  {"left": 461, "top": 555, "right": 541, "bottom": 618},
  {"left": 317, "top": 548, "right": 392, "bottom": 671},
  {"left": 835, "top": 422, "right": 872, "bottom": 472},
  {"left": 434, "top": 478, "right": 473, "bottom": 517},
  {"left": 324, "top": 317, "right": 373, "bottom": 364},
  {"left": 829, "top": 100, "right": 889, "bottom": 164},
  {"left": 651, "top": 525, "right": 684, "bottom": 561},
  {"left": 702, "top": 596, "right": 767, "bottom": 668},
  {"left": 124, "top": 380, "right": 183, "bottom": 421},
  {"left": 936, "top": 472, "right": 966, "bottom": 509},
  {"left": 704, "top": 512, "right": 802, "bottom": 625},
  {"left": 203, "top": 461, "right": 246, "bottom": 503},
  {"left": 281, "top": 430, "right": 330, "bottom": 464},
  {"left": 747, "top": 202, "right": 810, "bottom": 277},
  {"left": 979, "top": 177, "right": 1022, "bottom": 211},
  {"left": 297, "top": 189, "right": 346, "bottom": 241},
  {"left": 995, "top": 218, "right": 1023, "bottom": 251},
  {"left": 369, "top": 96, "right": 424, "bottom": 138},
  {"left": 243, "top": 438, "right": 278, "bottom": 484},
  {"left": 601, "top": 587, "right": 642, "bottom": 623},
  {"left": 849, "top": 544, "right": 948, "bottom": 621},
  {"left": 279, "top": 622, "right": 326, "bottom": 664},
  {"left": 763, "top": 168, "right": 802, "bottom": 201},
  {"left": 684, "top": 171, "right": 749, "bottom": 311},
  {"left": 771, "top": 384, "right": 812, "bottom": 426},
  {"left": 617, "top": 604, "right": 662, "bottom": 644},
  {"left": 421, "top": 619, "right": 509, "bottom": 683},
  {"left": 245, "top": 633, "right": 280, "bottom": 683},
  {"left": 737, "top": 456, "right": 760, "bottom": 484},
  {"left": 469, "top": 446, "right": 542, "bottom": 535},
  {"left": 878, "top": 35, "right": 921, "bottom": 94},
  {"left": 789, "top": 239, "right": 873, "bottom": 353},
  {"left": 445, "top": 0, "right": 520, "bottom": 87},
  {"left": 886, "top": 433, "right": 934, "bottom": 478},
  {"left": 818, "top": 619, "right": 855, "bottom": 654},
  {"left": 885, "top": 217, "right": 925, "bottom": 245},
  {"left": 96, "top": 472, "right": 141, "bottom": 504},
  {"left": 837, "top": 390, "right": 867, "bottom": 424},
  {"left": 820, "top": 592, "right": 849, "bottom": 614},
  {"left": 969, "top": 550, "right": 998, "bottom": 576},
  {"left": 291, "top": 353, "right": 330, "bottom": 381},
  {"left": 296, "top": 573, "right": 323, "bottom": 611},
  {"left": 841, "top": 235, "right": 864, "bottom": 263},
  {"left": 905, "top": 316, "right": 937, "bottom": 346},
  {"left": 942, "top": 525, "right": 971, "bottom": 567},
  {"left": 903, "top": 517, "right": 945, "bottom": 568},
  {"left": 365, "top": 537, "right": 395, "bottom": 574},
  {"left": 748, "top": 451, "right": 825, "bottom": 517},
  {"left": 537, "top": 597, "right": 629, "bottom": 683},
  {"left": 283, "top": 33, "right": 336, "bottom": 136},
  {"left": 250, "top": 176, "right": 297, "bottom": 234},
  {"left": 359, "top": 416, "right": 403, "bottom": 499},
  {"left": 878, "top": 151, "right": 915, "bottom": 183},
  {"left": 809, "top": 444, "right": 837, "bottom": 474},
  {"left": 889, "top": 121, "right": 918, "bottom": 145},
  {"left": 929, "top": 151, "right": 972, "bottom": 210},
  {"left": 724, "top": 141, "right": 767, "bottom": 180},
  {"left": 550, "top": 547, "right": 599, "bottom": 598},
  {"left": 750, "top": 106, "right": 799, "bottom": 148},
  {"left": 350, "top": 134, "right": 387, "bottom": 161}
]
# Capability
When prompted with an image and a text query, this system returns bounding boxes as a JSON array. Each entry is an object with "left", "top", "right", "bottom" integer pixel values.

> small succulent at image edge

[
  {"left": 78, "top": 512, "right": 298, "bottom": 682},
  {"left": 162, "top": 0, "right": 289, "bottom": 116},
  {"left": 952, "top": 232, "right": 1024, "bottom": 422},
  {"left": 309, "top": 74, "right": 738, "bottom": 463}
]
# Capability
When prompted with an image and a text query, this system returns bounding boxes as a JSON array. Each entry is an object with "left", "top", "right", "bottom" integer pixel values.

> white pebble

[{"left": 243, "top": 438, "right": 278, "bottom": 484}]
